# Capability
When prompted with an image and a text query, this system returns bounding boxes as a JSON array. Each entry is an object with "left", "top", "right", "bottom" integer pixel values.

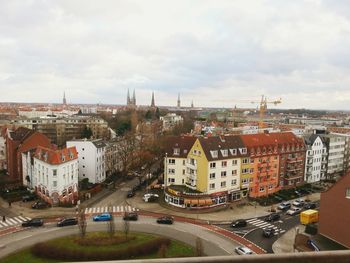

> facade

[
  {"left": 160, "top": 113, "right": 184, "bottom": 131},
  {"left": 319, "top": 173, "right": 350, "bottom": 248},
  {"left": 10, "top": 116, "right": 110, "bottom": 146},
  {"left": 0, "top": 130, "right": 6, "bottom": 170},
  {"left": 331, "top": 133, "right": 350, "bottom": 174},
  {"left": 304, "top": 134, "right": 327, "bottom": 183},
  {"left": 105, "top": 138, "right": 124, "bottom": 175},
  {"left": 319, "top": 134, "right": 345, "bottom": 179},
  {"left": 5, "top": 127, "right": 51, "bottom": 182},
  {"left": 33, "top": 146, "right": 78, "bottom": 205},
  {"left": 240, "top": 132, "right": 306, "bottom": 197},
  {"left": 67, "top": 139, "right": 106, "bottom": 184}
]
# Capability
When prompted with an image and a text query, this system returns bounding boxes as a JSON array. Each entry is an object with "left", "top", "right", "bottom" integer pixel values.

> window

[
  {"left": 53, "top": 169, "right": 57, "bottom": 176},
  {"left": 241, "top": 178, "right": 249, "bottom": 184},
  {"left": 183, "top": 160, "right": 185, "bottom": 165},
  {"left": 82, "top": 148, "right": 85, "bottom": 151},
  {"left": 268, "top": 184, "right": 273, "bottom": 190},
  {"left": 259, "top": 186, "right": 265, "bottom": 192},
  {"left": 221, "top": 181, "right": 226, "bottom": 188},
  {"left": 222, "top": 161, "right": 227, "bottom": 167},
  {"left": 168, "top": 159, "right": 175, "bottom": 164},
  {"left": 210, "top": 150, "right": 218, "bottom": 158},
  {"left": 242, "top": 168, "right": 249, "bottom": 174},
  {"left": 232, "top": 159, "right": 238, "bottom": 165},
  {"left": 347, "top": 188, "right": 350, "bottom": 199},
  {"left": 168, "top": 169, "right": 175, "bottom": 175},
  {"left": 210, "top": 173, "right": 216, "bottom": 179},
  {"left": 242, "top": 158, "right": 249, "bottom": 164},
  {"left": 230, "top": 149, "right": 237, "bottom": 155},
  {"left": 209, "top": 183, "right": 215, "bottom": 190},
  {"left": 183, "top": 169, "right": 185, "bottom": 175},
  {"left": 168, "top": 178, "right": 175, "bottom": 183},
  {"left": 221, "top": 149, "right": 228, "bottom": 157},
  {"left": 232, "top": 169, "right": 237, "bottom": 175},
  {"left": 221, "top": 171, "right": 227, "bottom": 177},
  {"left": 231, "top": 179, "right": 237, "bottom": 186},
  {"left": 53, "top": 181, "right": 57, "bottom": 187},
  {"left": 210, "top": 162, "right": 216, "bottom": 169},
  {"left": 173, "top": 148, "right": 180, "bottom": 155}
]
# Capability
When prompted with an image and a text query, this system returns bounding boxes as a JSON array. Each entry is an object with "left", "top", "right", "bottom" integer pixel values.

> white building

[
  {"left": 304, "top": 134, "right": 327, "bottom": 183},
  {"left": 0, "top": 133, "right": 6, "bottom": 170},
  {"left": 67, "top": 139, "right": 106, "bottom": 184},
  {"left": 32, "top": 146, "right": 79, "bottom": 205},
  {"left": 160, "top": 113, "right": 184, "bottom": 131}
]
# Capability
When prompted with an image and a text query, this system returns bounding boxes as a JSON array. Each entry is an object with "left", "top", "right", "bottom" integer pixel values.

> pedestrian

[
  {"left": 2, "top": 215, "right": 5, "bottom": 222},
  {"left": 8, "top": 201, "right": 11, "bottom": 207}
]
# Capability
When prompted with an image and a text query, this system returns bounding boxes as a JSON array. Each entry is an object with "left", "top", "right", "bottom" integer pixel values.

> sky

[{"left": 1, "top": 0, "right": 350, "bottom": 110}]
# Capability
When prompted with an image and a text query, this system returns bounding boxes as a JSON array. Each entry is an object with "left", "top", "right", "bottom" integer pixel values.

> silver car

[{"left": 235, "top": 246, "right": 254, "bottom": 255}]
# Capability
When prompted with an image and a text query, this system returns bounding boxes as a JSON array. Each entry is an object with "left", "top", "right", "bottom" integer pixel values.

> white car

[
  {"left": 292, "top": 199, "right": 305, "bottom": 207},
  {"left": 235, "top": 246, "right": 254, "bottom": 255},
  {"left": 142, "top": 193, "right": 159, "bottom": 202},
  {"left": 286, "top": 207, "right": 302, "bottom": 216}
]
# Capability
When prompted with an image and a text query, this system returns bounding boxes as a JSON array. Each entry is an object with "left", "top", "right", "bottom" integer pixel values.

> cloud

[{"left": 0, "top": 0, "right": 350, "bottom": 109}]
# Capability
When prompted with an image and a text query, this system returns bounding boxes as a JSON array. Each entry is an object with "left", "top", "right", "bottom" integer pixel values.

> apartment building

[
  {"left": 10, "top": 116, "right": 110, "bottom": 146},
  {"left": 304, "top": 134, "right": 328, "bottom": 183},
  {"left": 331, "top": 133, "right": 350, "bottom": 174},
  {"left": 319, "top": 134, "right": 345, "bottom": 179},
  {"left": 160, "top": 113, "right": 184, "bottom": 131},
  {"left": 32, "top": 146, "right": 78, "bottom": 205},
  {"left": 66, "top": 139, "right": 106, "bottom": 184}
]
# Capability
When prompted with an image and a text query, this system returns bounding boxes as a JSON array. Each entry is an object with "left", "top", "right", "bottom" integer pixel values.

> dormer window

[
  {"left": 221, "top": 149, "right": 228, "bottom": 157},
  {"left": 210, "top": 150, "right": 218, "bottom": 158},
  {"left": 173, "top": 148, "right": 180, "bottom": 156},
  {"left": 239, "top": 148, "right": 247, "bottom": 154},
  {"left": 230, "top": 149, "right": 237, "bottom": 155}
]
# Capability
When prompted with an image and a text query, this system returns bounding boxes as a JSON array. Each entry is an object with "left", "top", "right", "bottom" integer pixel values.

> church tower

[
  {"left": 132, "top": 89, "right": 136, "bottom": 105},
  {"left": 63, "top": 91, "right": 67, "bottom": 105},
  {"left": 177, "top": 93, "right": 181, "bottom": 108},
  {"left": 127, "top": 89, "right": 131, "bottom": 105},
  {"left": 151, "top": 91, "right": 155, "bottom": 108}
]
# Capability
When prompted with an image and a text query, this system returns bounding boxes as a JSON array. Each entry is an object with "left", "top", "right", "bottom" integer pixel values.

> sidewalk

[{"left": 126, "top": 192, "right": 321, "bottom": 222}]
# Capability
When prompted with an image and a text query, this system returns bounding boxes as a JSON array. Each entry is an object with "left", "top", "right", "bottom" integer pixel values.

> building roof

[
  {"left": 34, "top": 146, "right": 78, "bottom": 165},
  {"left": 92, "top": 139, "right": 107, "bottom": 148},
  {"left": 304, "top": 134, "right": 326, "bottom": 146},
  {"left": 240, "top": 132, "right": 304, "bottom": 149},
  {"left": 198, "top": 135, "right": 248, "bottom": 161},
  {"left": 9, "top": 127, "right": 35, "bottom": 142},
  {"left": 165, "top": 136, "right": 197, "bottom": 158}
]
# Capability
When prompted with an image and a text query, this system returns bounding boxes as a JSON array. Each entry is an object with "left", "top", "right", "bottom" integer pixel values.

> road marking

[
  {"left": 0, "top": 222, "right": 9, "bottom": 227},
  {"left": 246, "top": 218, "right": 258, "bottom": 223},
  {"left": 121, "top": 206, "right": 124, "bottom": 212},
  {"left": 18, "top": 216, "right": 27, "bottom": 221},
  {"left": 113, "top": 206, "right": 116, "bottom": 213},
  {"left": 25, "top": 217, "right": 31, "bottom": 221},
  {"left": 13, "top": 235, "right": 33, "bottom": 242},
  {"left": 97, "top": 207, "right": 100, "bottom": 213},
  {"left": 254, "top": 222, "right": 270, "bottom": 227},
  {"left": 12, "top": 217, "right": 23, "bottom": 224}
]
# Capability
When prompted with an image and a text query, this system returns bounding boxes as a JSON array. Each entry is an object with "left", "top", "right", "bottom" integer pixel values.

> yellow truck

[{"left": 300, "top": 209, "right": 319, "bottom": 225}]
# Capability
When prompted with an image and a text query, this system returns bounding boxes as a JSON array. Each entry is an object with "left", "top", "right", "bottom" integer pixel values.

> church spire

[
  {"left": 127, "top": 89, "right": 130, "bottom": 105},
  {"left": 132, "top": 89, "right": 136, "bottom": 105},
  {"left": 151, "top": 91, "right": 155, "bottom": 108},
  {"left": 177, "top": 93, "right": 181, "bottom": 108},
  {"left": 63, "top": 91, "right": 67, "bottom": 105}
]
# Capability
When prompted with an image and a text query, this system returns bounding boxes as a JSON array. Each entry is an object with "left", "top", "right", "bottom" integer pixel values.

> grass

[{"left": 0, "top": 232, "right": 195, "bottom": 263}]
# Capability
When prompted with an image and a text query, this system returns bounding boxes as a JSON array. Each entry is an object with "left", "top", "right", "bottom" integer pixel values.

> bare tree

[
  {"left": 158, "top": 243, "right": 167, "bottom": 258},
  {"left": 78, "top": 205, "right": 87, "bottom": 238},
  {"left": 195, "top": 237, "right": 204, "bottom": 256},
  {"left": 107, "top": 203, "right": 115, "bottom": 237}
]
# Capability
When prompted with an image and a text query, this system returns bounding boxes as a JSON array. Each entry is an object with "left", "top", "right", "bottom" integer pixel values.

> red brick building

[
  {"left": 6, "top": 127, "right": 51, "bottom": 182},
  {"left": 319, "top": 173, "right": 350, "bottom": 248}
]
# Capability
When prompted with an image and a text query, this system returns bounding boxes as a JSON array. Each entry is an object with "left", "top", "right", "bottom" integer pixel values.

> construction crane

[{"left": 251, "top": 95, "right": 282, "bottom": 129}]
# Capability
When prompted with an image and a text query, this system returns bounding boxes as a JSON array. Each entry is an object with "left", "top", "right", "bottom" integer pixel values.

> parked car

[
  {"left": 57, "top": 217, "right": 78, "bottom": 227},
  {"left": 304, "top": 202, "right": 317, "bottom": 210},
  {"left": 264, "top": 213, "right": 280, "bottom": 222},
  {"left": 292, "top": 199, "right": 305, "bottom": 207},
  {"left": 123, "top": 212, "right": 138, "bottom": 221},
  {"left": 235, "top": 246, "right": 254, "bottom": 255},
  {"left": 93, "top": 213, "right": 112, "bottom": 221},
  {"left": 157, "top": 216, "right": 174, "bottom": 224},
  {"left": 31, "top": 201, "right": 49, "bottom": 209},
  {"left": 286, "top": 207, "right": 302, "bottom": 216},
  {"left": 231, "top": 219, "right": 247, "bottom": 228},
  {"left": 143, "top": 193, "right": 159, "bottom": 202},
  {"left": 22, "top": 218, "right": 44, "bottom": 227},
  {"left": 277, "top": 202, "right": 291, "bottom": 211},
  {"left": 126, "top": 190, "right": 135, "bottom": 198},
  {"left": 262, "top": 227, "right": 275, "bottom": 238},
  {"left": 22, "top": 194, "right": 37, "bottom": 202}
]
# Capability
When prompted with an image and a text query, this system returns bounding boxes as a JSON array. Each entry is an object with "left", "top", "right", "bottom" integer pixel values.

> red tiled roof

[
  {"left": 240, "top": 132, "right": 304, "bottom": 148},
  {"left": 34, "top": 146, "right": 78, "bottom": 165}
]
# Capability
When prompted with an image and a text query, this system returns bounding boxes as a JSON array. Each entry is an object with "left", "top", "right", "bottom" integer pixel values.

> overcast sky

[{"left": 1, "top": 0, "right": 350, "bottom": 110}]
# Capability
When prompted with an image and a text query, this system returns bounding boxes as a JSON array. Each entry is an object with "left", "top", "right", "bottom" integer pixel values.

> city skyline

[{"left": 1, "top": 1, "right": 350, "bottom": 110}]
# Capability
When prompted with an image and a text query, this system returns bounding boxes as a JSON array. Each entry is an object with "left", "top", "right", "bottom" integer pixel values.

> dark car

[
  {"left": 123, "top": 212, "right": 138, "bottom": 221},
  {"left": 277, "top": 202, "right": 291, "bottom": 211},
  {"left": 57, "top": 217, "right": 78, "bottom": 227},
  {"left": 126, "top": 190, "right": 135, "bottom": 198},
  {"left": 22, "top": 194, "right": 37, "bottom": 202},
  {"left": 22, "top": 218, "right": 44, "bottom": 227},
  {"left": 264, "top": 213, "right": 281, "bottom": 222},
  {"left": 31, "top": 201, "right": 49, "bottom": 209},
  {"left": 231, "top": 219, "right": 247, "bottom": 228},
  {"left": 304, "top": 202, "right": 317, "bottom": 210},
  {"left": 157, "top": 216, "right": 174, "bottom": 224},
  {"left": 262, "top": 227, "right": 275, "bottom": 238}
]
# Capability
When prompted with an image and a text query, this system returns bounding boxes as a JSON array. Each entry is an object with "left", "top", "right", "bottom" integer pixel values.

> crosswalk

[
  {"left": 0, "top": 216, "right": 31, "bottom": 228},
  {"left": 84, "top": 206, "right": 139, "bottom": 215},
  {"left": 246, "top": 218, "right": 286, "bottom": 235}
]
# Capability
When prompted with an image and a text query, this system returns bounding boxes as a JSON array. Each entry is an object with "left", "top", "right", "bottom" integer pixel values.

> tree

[
  {"left": 155, "top": 107, "right": 160, "bottom": 119},
  {"left": 78, "top": 205, "right": 87, "bottom": 238},
  {"left": 107, "top": 204, "right": 115, "bottom": 237},
  {"left": 195, "top": 237, "right": 204, "bottom": 256},
  {"left": 82, "top": 126, "right": 93, "bottom": 139},
  {"left": 145, "top": 110, "right": 153, "bottom": 120},
  {"left": 123, "top": 216, "right": 130, "bottom": 239}
]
